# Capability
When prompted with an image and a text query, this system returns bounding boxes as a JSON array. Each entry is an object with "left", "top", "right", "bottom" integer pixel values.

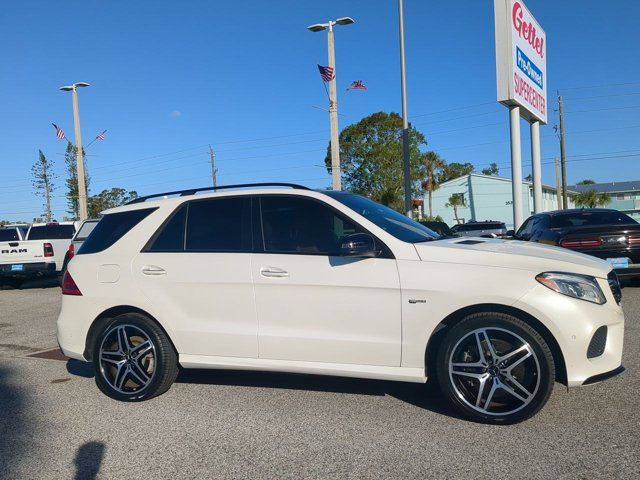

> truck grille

[
  {"left": 587, "top": 326, "right": 608, "bottom": 359},
  {"left": 607, "top": 271, "right": 622, "bottom": 304}
]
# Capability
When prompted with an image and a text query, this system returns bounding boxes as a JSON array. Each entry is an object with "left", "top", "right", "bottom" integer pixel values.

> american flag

[
  {"left": 52, "top": 123, "right": 65, "bottom": 139},
  {"left": 347, "top": 80, "right": 367, "bottom": 91},
  {"left": 317, "top": 64, "right": 335, "bottom": 82},
  {"left": 96, "top": 130, "right": 106, "bottom": 140}
]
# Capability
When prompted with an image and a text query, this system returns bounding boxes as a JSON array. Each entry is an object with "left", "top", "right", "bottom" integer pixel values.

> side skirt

[{"left": 179, "top": 354, "right": 427, "bottom": 384}]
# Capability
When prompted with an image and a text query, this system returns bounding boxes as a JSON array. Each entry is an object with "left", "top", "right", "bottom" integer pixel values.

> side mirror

[
  {"left": 340, "top": 233, "right": 378, "bottom": 257},
  {"left": 506, "top": 230, "right": 515, "bottom": 237}
]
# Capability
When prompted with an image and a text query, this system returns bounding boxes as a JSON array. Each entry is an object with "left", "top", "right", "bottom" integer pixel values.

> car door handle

[
  {"left": 260, "top": 266, "right": 289, "bottom": 278},
  {"left": 141, "top": 265, "right": 166, "bottom": 276}
]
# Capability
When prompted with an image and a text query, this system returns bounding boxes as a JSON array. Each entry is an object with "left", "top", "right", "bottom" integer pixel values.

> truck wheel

[
  {"left": 436, "top": 312, "right": 555, "bottom": 424},
  {"left": 93, "top": 313, "right": 179, "bottom": 401}
]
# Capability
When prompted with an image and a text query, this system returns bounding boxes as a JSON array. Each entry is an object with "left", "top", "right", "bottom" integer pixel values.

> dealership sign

[{"left": 494, "top": 0, "right": 547, "bottom": 124}]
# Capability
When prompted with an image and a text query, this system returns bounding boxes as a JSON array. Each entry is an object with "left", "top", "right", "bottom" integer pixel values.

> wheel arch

[
  {"left": 83, "top": 305, "right": 178, "bottom": 361},
  {"left": 424, "top": 303, "right": 567, "bottom": 385}
]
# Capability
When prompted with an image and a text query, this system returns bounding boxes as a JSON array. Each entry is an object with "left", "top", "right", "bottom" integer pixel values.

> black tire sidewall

[
  {"left": 436, "top": 313, "right": 555, "bottom": 425},
  {"left": 93, "top": 313, "right": 176, "bottom": 402}
]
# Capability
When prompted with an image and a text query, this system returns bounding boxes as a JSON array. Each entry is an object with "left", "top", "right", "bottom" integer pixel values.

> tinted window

[
  {"left": 260, "top": 196, "right": 362, "bottom": 256},
  {"left": 0, "top": 229, "right": 19, "bottom": 241},
  {"left": 27, "top": 224, "right": 75, "bottom": 240},
  {"left": 457, "top": 223, "right": 506, "bottom": 232},
  {"left": 550, "top": 211, "right": 638, "bottom": 228},
  {"left": 516, "top": 217, "right": 536, "bottom": 239},
  {"left": 75, "top": 221, "right": 98, "bottom": 240},
  {"left": 324, "top": 192, "right": 439, "bottom": 243},
  {"left": 185, "top": 197, "right": 250, "bottom": 252},
  {"left": 78, "top": 208, "right": 156, "bottom": 254},
  {"left": 148, "top": 205, "right": 187, "bottom": 252}
]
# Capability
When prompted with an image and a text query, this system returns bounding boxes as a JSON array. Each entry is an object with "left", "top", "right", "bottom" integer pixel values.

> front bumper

[
  {"left": 0, "top": 262, "right": 56, "bottom": 279},
  {"left": 582, "top": 365, "right": 625, "bottom": 385},
  {"left": 514, "top": 280, "right": 625, "bottom": 388}
]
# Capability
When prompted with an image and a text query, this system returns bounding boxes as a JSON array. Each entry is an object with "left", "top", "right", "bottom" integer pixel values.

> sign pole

[
  {"left": 530, "top": 120, "right": 542, "bottom": 213},
  {"left": 509, "top": 105, "right": 523, "bottom": 230}
]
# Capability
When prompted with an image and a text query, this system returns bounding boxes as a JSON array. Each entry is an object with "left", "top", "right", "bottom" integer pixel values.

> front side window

[
  {"left": 260, "top": 196, "right": 362, "bottom": 256},
  {"left": 185, "top": 197, "right": 251, "bottom": 252}
]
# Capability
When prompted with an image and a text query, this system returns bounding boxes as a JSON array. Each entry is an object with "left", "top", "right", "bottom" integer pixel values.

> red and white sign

[{"left": 494, "top": 0, "right": 547, "bottom": 124}]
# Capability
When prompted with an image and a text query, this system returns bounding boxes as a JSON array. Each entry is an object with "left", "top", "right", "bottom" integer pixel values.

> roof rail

[{"left": 126, "top": 182, "right": 311, "bottom": 205}]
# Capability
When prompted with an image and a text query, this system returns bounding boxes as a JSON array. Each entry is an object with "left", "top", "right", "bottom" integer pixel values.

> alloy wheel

[
  {"left": 98, "top": 324, "right": 157, "bottom": 394},
  {"left": 448, "top": 327, "right": 540, "bottom": 416}
]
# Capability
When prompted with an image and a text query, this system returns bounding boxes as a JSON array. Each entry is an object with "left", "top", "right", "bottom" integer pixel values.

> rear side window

[
  {"left": 27, "top": 224, "right": 75, "bottom": 240},
  {"left": 185, "top": 197, "right": 251, "bottom": 252},
  {"left": 75, "top": 221, "right": 98, "bottom": 240},
  {"left": 147, "top": 205, "right": 187, "bottom": 252},
  {"left": 0, "top": 229, "right": 20, "bottom": 241},
  {"left": 77, "top": 208, "right": 156, "bottom": 254}
]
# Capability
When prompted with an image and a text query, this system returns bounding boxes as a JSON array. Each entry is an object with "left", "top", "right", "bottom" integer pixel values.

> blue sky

[{"left": 1, "top": 0, "right": 639, "bottom": 221}]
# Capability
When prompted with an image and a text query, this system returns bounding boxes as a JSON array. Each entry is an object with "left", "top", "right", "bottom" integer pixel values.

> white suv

[{"left": 57, "top": 184, "right": 625, "bottom": 424}]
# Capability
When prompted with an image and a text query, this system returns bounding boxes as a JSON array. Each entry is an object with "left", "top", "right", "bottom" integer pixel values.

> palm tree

[
  {"left": 421, "top": 151, "right": 446, "bottom": 218},
  {"left": 574, "top": 189, "right": 611, "bottom": 208},
  {"left": 445, "top": 193, "right": 466, "bottom": 224}
]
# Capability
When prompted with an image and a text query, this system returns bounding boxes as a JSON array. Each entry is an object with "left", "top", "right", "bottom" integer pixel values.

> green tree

[
  {"left": 32, "top": 150, "right": 56, "bottom": 222},
  {"left": 421, "top": 151, "right": 447, "bottom": 218},
  {"left": 445, "top": 193, "right": 466, "bottom": 224},
  {"left": 65, "top": 142, "right": 89, "bottom": 219},
  {"left": 574, "top": 189, "right": 610, "bottom": 208},
  {"left": 438, "top": 162, "right": 475, "bottom": 184},
  {"left": 88, "top": 188, "right": 138, "bottom": 218},
  {"left": 577, "top": 179, "right": 596, "bottom": 185},
  {"left": 324, "top": 112, "right": 427, "bottom": 212},
  {"left": 481, "top": 162, "right": 499, "bottom": 176}
]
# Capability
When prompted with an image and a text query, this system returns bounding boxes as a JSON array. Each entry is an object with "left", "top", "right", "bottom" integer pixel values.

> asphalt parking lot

[{"left": 1, "top": 281, "right": 639, "bottom": 479}]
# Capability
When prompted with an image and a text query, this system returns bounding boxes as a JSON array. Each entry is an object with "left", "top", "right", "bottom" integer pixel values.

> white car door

[
  {"left": 252, "top": 195, "right": 401, "bottom": 367},
  {"left": 133, "top": 196, "right": 258, "bottom": 358}
]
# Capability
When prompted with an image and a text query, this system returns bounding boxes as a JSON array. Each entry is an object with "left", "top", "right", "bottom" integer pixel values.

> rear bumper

[
  {"left": 0, "top": 262, "right": 56, "bottom": 278},
  {"left": 614, "top": 265, "right": 640, "bottom": 280}
]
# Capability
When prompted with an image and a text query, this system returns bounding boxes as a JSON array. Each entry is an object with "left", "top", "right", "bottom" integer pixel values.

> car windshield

[
  {"left": 27, "top": 224, "right": 75, "bottom": 240},
  {"left": 550, "top": 211, "right": 638, "bottom": 228},
  {"left": 325, "top": 191, "right": 440, "bottom": 243},
  {"left": 453, "top": 223, "right": 506, "bottom": 232}
]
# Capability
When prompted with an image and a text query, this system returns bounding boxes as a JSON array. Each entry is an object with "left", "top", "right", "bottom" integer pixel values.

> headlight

[{"left": 535, "top": 272, "right": 606, "bottom": 304}]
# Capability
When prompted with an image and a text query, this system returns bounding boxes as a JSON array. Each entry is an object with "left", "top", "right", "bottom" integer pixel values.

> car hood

[{"left": 413, "top": 237, "right": 612, "bottom": 278}]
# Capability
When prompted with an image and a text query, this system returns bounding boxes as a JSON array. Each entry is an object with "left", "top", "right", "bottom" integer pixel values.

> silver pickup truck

[{"left": 0, "top": 221, "right": 78, "bottom": 286}]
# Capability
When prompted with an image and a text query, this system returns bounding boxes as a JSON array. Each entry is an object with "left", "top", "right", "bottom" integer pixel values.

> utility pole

[
  {"left": 557, "top": 91, "right": 568, "bottom": 209},
  {"left": 209, "top": 145, "right": 217, "bottom": 187},
  {"left": 398, "top": 0, "right": 412, "bottom": 218},
  {"left": 554, "top": 156, "right": 562, "bottom": 210},
  {"left": 43, "top": 155, "right": 52, "bottom": 222}
]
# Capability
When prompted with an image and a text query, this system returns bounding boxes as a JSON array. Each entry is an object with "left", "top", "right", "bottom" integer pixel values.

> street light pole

[
  {"left": 327, "top": 23, "right": 341, "bottom": 191},
  {"left": 308, "top": 17, "right": 354, "bottom": 191},
  {"left": 61, "top": 82, "right": 90, "bottom": 220},
  {"left": 398, "top": 0, "right": 412, "bottom": 217}
]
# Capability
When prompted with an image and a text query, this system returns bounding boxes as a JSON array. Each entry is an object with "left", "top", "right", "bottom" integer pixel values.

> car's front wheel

[
  {"left": 93, "top": 313, "right": 178, "bottom": 401},
  {"left": 436, "top": 312, "right": 555, "bottom": 424}
]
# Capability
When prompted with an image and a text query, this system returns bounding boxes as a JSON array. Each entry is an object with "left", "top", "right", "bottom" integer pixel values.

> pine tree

[{"left": 31, "top": 150, "right": 56, "bottom": 222}]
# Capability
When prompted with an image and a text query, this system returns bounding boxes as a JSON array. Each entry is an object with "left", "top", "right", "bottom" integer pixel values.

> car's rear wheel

[
  {"left": 93, "top": 313, "right": 178, "bottom": 401},
  {"left": 436, "top": 312, "right": 555, "bottom": 424}
]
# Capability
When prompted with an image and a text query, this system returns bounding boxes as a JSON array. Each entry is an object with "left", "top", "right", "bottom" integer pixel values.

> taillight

[
  {"left": 44, "top": 242, "right": 54, "bottom": 257},
  {"left": 61, "top": 271, "right": 82, "bottom": 296},
  {"left": 68, "top": 243, "right": 75, "bottom": 260},
  {"left": 560, "top": 237, "right": 602, "bottom": 248},
  {"left": 627, "top": 235, "right": 640, "bottom": 246}
]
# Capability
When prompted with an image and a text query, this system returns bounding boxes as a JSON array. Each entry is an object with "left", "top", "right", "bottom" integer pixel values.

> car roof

[
  {"left": 103, "top": 187, "right": 331, "bottom": 215},
  {"left": 537, "top": 208, "right": 619, "bottom": 217}
]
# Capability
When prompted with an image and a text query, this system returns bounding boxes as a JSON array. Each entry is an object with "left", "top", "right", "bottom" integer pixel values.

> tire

[
  {"left": 93, "top": 313, "right": 179, "bottom": 401},
  {"left": 436, "top": 312, "right": 555, "bottom": 424}
]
